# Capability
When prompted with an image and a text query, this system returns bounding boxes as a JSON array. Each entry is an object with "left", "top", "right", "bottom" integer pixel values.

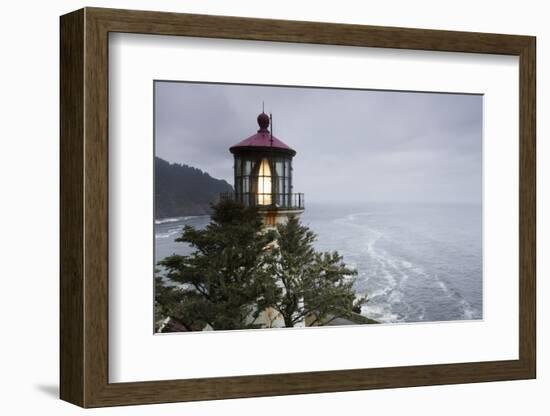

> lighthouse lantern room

[{"left": 222, "top": 112, "right": 305, "bottom": 227}]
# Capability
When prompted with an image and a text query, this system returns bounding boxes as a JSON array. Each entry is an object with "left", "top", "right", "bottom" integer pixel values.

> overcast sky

[{"left": 155, "top": 81, "right": 482, "bottom": 205}]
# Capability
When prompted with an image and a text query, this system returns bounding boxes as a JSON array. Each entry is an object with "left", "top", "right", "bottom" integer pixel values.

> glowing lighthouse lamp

[{"left": 224, "top": 111, "right": 305, "bottom": 227}]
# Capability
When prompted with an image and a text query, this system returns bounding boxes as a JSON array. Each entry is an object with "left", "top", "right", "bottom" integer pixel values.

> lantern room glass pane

[
  {"left": 275, "top": 160, "right": 283, "bottom": 177},
  {"left": 244, "top": 160, "right": 252, "bottom": 175},
  {"left": 235, "top": 158, "right": 242, "bottom": 176},
  {"left": 257, "top": 158, "right": 272, "bottom": 205}
]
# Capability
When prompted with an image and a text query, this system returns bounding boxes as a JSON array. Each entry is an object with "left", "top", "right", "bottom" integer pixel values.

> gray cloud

[{"left": 155, "top": 81, "right": 482, "bottom": 204}]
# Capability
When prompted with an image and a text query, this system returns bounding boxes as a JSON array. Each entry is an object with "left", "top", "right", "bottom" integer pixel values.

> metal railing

[{"left": 220, "top": 192, "right": 305, "bottom": 210}]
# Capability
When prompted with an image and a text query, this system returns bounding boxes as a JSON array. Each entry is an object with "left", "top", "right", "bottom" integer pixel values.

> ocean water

[{"left": 154, "top": 202, "right": 482, "bottom": 324}]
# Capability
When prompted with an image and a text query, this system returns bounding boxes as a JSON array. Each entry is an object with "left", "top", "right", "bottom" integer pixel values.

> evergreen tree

[
  {"left": 157, "top": 200, "right": 276, "bottom": 330},
  {"left": 265, "top": 216, "right": 366, "bottom": 327},
  {"left": 154, "top": 274, "right": 171, "bottom": 331}
]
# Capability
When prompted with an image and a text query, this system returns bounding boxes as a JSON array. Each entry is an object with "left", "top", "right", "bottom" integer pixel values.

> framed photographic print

[{"left": 60, "top": 7, "right": 536, "bottom": 408}]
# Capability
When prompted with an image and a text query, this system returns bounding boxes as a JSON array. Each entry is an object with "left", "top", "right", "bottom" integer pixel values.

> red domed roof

[
  {"left": 229, "top": 113, "right": 295, "bottom": 156},
  {"left": 231, "top": 131, "right": 292, "bottom": 151}
]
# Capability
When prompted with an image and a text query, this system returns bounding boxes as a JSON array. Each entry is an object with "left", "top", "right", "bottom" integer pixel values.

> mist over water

[{"left": 154, "top": 202, "right": 482, "bottom": 324}]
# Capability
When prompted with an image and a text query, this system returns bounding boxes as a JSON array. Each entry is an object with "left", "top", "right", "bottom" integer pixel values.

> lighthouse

[{"left": 223, "top": 112, "right": 305, "bottom": 227}]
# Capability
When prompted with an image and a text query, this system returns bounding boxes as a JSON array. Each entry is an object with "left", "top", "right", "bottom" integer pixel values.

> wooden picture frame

[{"left": 60, "top": 7, "right": 536, "bottom": 408}]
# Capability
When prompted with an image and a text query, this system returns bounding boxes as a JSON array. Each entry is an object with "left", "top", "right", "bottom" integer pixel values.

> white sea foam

[
  {"left": 155, "top": 229, "right": 181, "bottom": 239},
  {"left": 436, "top": 279, "right": 451, "bottom": 296},
  {"left": 155, "top": 217, "right": 184, "bottom": 225},
  {"left": 459, "top": 299, "right": 477, "bottom": 320},
  {"left": 361, "top": 303, "right": 399, "bottom": 323},
  {"left": 388, "top": 289, "right": 403, "bottom": 303}
]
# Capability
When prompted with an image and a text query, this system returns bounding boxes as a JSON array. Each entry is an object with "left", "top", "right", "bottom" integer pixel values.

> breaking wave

[{"left": 155, "top": 216, "right": 193, "bottom": 225}]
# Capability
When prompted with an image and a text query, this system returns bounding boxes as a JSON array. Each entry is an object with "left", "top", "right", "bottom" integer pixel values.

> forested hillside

[{"left": 155, "top": 157, "right": 233, "bottom": 218}]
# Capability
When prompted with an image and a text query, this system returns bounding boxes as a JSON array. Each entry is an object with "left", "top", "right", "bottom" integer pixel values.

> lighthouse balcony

[{"left": 220, "top": 192, "right": 305, "bottom": 211}]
